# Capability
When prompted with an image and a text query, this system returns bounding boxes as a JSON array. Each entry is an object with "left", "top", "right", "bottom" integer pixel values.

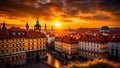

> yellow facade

[{"left": 0, "top": 37, "right": 46, "bottom": 64}]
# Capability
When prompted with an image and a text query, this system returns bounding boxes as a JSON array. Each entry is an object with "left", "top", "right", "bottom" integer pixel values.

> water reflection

[{"left": 47, "top": 53, "right": 62, "bottom": 68}]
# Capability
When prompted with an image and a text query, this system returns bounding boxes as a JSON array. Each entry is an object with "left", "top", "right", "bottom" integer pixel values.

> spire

[
  {"left": 35, "top": 18, "right": 40, "bottom": 27},
  {"left": 34, "top": 18, "right": 41, "bottom": 32},
  {"left": 2, "top": 21, "right": 7, "bottom": 30},
  {"left": 45, "top": 23, "right": 46, "bottom": 30},
  {"left": 51, "top": 25, "right": 53, "bottom": 30},
  {"left": 37, "top": 18, "right": 39, "bottom": 23},
  {"left": 26, "top": 21, "right": 29, "bottom": 30}
]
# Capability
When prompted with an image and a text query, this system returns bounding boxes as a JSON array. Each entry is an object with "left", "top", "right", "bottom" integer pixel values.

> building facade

[
  {"left": 79, "top": 35, "right": 108, "bottom": 59},
  {"left": 0, "top": 21, "right": 47, "bottom": 68},
  {"left": 55, "top": 36, "right": 78, "bottom": 60},
  {"left": 108, "top": 35, "right": 120, "bottom": 61}
]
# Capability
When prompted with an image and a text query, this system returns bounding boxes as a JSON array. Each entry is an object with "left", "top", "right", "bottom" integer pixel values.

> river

[{"left": 46, "top": 53, "right": 63, "bottom": 68}]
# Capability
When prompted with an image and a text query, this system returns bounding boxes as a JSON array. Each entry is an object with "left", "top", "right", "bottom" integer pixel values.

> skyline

[{"left": 0, "top": 0, "right": 120, "bottom": 29}]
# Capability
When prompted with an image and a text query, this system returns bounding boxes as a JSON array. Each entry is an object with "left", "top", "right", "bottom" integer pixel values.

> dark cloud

[
  {"left": 98, "top": 0, "right": 120, "bottom": 21},
  {"left": 0, "top": 0, "right": 120, "bottom": 22},
  {"left": 0, "top": 0, "right": 61, "bottom": 19}
]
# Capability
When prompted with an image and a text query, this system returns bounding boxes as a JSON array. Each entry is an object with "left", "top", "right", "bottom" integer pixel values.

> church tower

[
  {"left": 34, "top": 18, "right": 41, "bottom": 32},
  {"left": 51, "top": 25, "right": 53, "bottom": 30},
  {"left": 26, "top": 21, "right": 29, "bottom": 30},
  {"left": 2, "top": 21, "right": 7, "bottom": 30},
  {"left": 45, "top": 23, "right": 47, "bottom": 30}
]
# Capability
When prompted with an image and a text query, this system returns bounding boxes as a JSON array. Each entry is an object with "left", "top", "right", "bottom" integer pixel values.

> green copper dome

[{"left": 35, "top": 18, "right": 41, "bottom": 27}]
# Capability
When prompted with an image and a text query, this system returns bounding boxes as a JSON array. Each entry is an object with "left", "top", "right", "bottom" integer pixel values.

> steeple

[
  {"left": 2, "top": 21, "right": 7, "bottom": 30},
  {"left": 34, "top": 18, "right": 41, "bottom": 32},
  {"left": 69, "top": 26, "right": 71, "bottom": 31},
  {"left": 26, "top": 21, "right": 29, "bottom": 30},
  {"left": 51, "top": 25, "right": 53, "bottom": 30},
  {"left": 45, "top": 23, "right": 46, "bottom": 30}
]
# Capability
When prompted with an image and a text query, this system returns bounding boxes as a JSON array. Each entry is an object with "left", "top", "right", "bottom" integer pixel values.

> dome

[
  {"left": 100, "top": 26, "right": 109, "bottom": 30},
  {"left": 35, "top": 22, "right": 40, "bottom": 26},
  {"left": 35, "top": 20, "right": 41, "bottom": 27},
  {"left": 100, "top": 26, "right": 110, "bottom": 32}
]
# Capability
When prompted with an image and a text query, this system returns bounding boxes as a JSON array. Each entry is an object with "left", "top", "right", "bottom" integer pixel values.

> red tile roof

[
  {"left": 62, "top": 36, "right": 78, "bottom": 44},
  {"left": 0, "top": 27, "right": 46, "bottom": 39},
  {"left": 0, "top": 29, "right": 9, "bottom": 39},
  {"left": 26, "top": 29, "right": 46, "bottom": 38}
]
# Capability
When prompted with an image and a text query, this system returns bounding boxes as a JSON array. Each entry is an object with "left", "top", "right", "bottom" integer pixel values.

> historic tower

[
  {"left": 34, "top": 18, "right": 41, "bottom": 32},
  {"left": 2, "top": 21, "right": 7, "bottom": 30},
  {"left": 45, "top": 23, "right": 47, "bottom": 30},
  {"left": 26, "top": 21, "right": 29, "bottom": 30}
]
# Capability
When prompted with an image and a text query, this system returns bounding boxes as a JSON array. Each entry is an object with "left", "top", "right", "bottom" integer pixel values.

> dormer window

[
  {"left": 23, "top": 33, "right": 25, "bottom": 35},
  {"left": 12, "top": 32, "right": 16, "bottom": 36},
  {"left": 18, "top": 32, "right": 21, "bottom": 36}
]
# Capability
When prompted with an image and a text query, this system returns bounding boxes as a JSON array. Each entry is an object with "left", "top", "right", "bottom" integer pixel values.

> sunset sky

[{"left": 0, "top": 0, "right": 120, "bottom": 29}]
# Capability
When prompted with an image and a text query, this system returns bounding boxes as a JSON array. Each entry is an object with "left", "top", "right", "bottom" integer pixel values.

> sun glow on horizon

[{"left": 55, "top": 21, "right": 61, "bottom": 27}]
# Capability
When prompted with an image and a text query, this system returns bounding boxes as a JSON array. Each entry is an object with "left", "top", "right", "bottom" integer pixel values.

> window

[
  {"left": 20, "top": 43, "right": 21, "bottom": 46},
  {"left": 23, "top": 43, "right": 24, "bottom": 46},
  {"left": 12, "top": 39, "right": 14, "bottom": 42},
  {"left": 2, "top": 50, "right": 4, "bottom": 54},
  {"left": 28, "top": 47, "right": 30, "bottom": 50},
  {"left": 19, "top": 56, "right": 21, "bottom": 59},
  {"left": 12, "top": 44, "right": 14, "bottom": 47},
  {"left": 19, "top": 48, "right": 21, "bottom": 51},
  {"left": 16, "top": 48, "right": 18, "bottom": 52},
  {"left": 28, "top": 43, "right": 30, "bottom": 46},
  {"left": 116, "top": 50, "right": 119, "bottom": 55},
  {"left": 2, "top": 44, "right": 4, "bottom": 48},
  {"left": 111, "top": 49, "right": 114, "bottom": 54},
  {"left": 6, "top": 49, "right": 8, "bottom": 53},
  {"left": 22, "top": 48, "right": 24, "bottom": 51},
  {"left": 6, "top": 44, "right": 8, "bottom": 48},
  {"left": 32, "top": 42, "right": 34, "bottom": 45},
  {"left": 12, "top": 49, "right": 14, "bottom": 52},
  {"left": 16, "top": 44, "right": 18, "bottom": 47},
  {"left": 32, "top": 47, "right": 34, "bottom": 50},
  {"left": 12, "top": 56, "right": 14, "bottom": 60},
  {"left": 16, "top": 56, "right": 18, "bottom": 60},
  {"left": 37, "top": 46, "right": 38, "bottom": 49},
  {"left": 18, "top": 32, "right": 21, "bottom": 36}
]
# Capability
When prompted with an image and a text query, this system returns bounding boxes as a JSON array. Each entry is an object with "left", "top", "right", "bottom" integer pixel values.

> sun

[{"left": 55, "top": 22, "right": 61, "bottom": 27}]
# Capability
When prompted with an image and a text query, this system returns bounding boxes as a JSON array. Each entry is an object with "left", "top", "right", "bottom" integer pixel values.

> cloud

[
  {"left": 98, "top": 0, "right": 120, "bottom": 21},
  {"left": 0, "top": 0, "right": 120, "bottom": 28}
]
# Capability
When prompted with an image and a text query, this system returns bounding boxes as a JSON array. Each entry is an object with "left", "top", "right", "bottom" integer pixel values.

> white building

[
  {"left": 109, "top": 35, "right": 120, "bottom": 61},
  {"left": 79, "top": 35, "right": 108, "bottom": 59}
]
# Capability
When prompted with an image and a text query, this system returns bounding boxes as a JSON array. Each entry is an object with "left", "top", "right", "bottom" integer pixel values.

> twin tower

[{"left": 26, "top": 18, "right": 46, "bottom": 32}]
